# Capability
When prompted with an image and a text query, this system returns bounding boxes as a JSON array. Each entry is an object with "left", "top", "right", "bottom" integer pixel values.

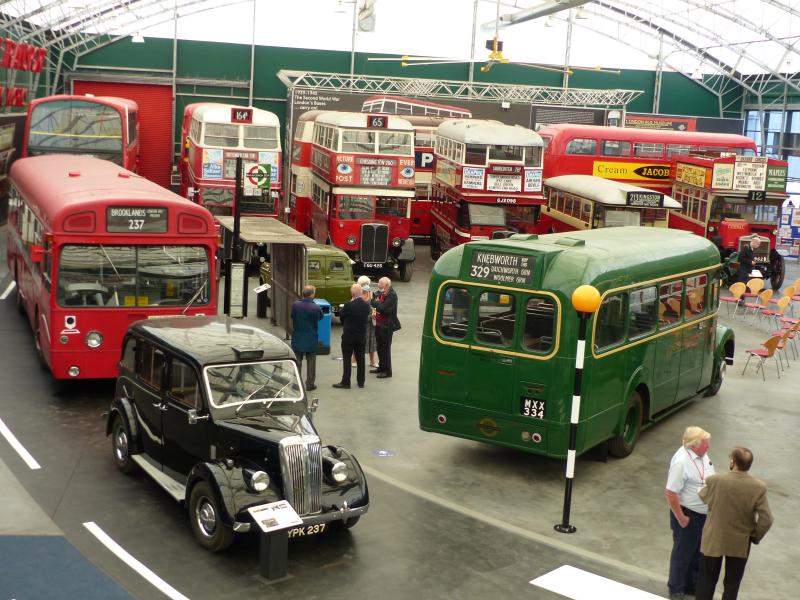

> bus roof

[
  {"left": 536, "top": 123, "right": 755, "bottom": 148},
  {"left": 544, "top": 174, "right": 682, "bottom": 208},
  {"left": 438, "top": 119, "right": 543, "bottom": 146},
  {"left": 314, "top": 111, "right": 413, "bottom": 131},
  {"left": 29, "top": 94, "right": 138, "bottom": 112},
  {"left": 434, "top": 227, "right": 719, "bottom": 294},
  {"left": 185, "top": 103, "right": 280, "bottom": 127},
  {"left": 402, "top": 115, "right": 450, "bottom": 128},
  {"left": 10, "top": 155, "right": 214, "bottom": 232},
  {"left": 362, "top": 95, "right": 472, "bottom": 115}
]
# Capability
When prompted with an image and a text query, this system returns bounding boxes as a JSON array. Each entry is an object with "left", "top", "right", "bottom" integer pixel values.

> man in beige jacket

[{"left": 695, "top": 447, "right": 773, "bottom": 600}]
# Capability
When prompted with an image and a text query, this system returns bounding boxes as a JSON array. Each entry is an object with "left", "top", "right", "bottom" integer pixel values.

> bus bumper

[{"left": 49, "top": 348, "right": 120, "bottom": 380}]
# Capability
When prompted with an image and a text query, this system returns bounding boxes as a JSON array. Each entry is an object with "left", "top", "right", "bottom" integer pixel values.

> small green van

[{"left": 306, "top": 244, "right": 355, "bottom": 314}]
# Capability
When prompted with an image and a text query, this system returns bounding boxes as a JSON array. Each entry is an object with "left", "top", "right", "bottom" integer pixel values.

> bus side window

[
  {"left": 628, "top": 286, "right": 657, "bottom": 339},
  {"left": 565, "top": 138, "right": 597, "bottom": 156},
  {"left": 476, "top": 291, "right": 515, "bottom": 347},
  {"left": 523, "top": 297, "right": 556, "bottom": 353},
  {"left": 439, "top": 286, "right": 470, "bottom": 340},
  {"left": 686, "top": 274, "right": 707, "bottom": 317},
  {"left": 595, "top": 293, "right": 627, "bottom": 351},
  {"left": 711, "top": 278, "right": 719, "bottom": 309},
  {"left": 659, "top": 281, "right": 683, "bottom": 326},
  {"left": 601, "top": 140, "right": 631, "bottom": 157}
]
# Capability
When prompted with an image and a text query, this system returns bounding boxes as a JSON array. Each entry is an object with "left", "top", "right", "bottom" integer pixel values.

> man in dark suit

[
  {"left": 695, "top": 447, "right": 773, "bottom": 600},
  {"left": 370, "top": 276, "right": 401, "bottom": 379},
  {"left": 334, "top": 283, "right": 371, "bottom": 389},
  {"left": 736, "top": 237, "right": 761, "bottom": 284}
]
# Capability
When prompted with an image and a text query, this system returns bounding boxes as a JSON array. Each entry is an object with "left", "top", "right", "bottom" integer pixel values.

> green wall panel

[{"left": 82, "top": 37, "right": 174, "bottom": 70}]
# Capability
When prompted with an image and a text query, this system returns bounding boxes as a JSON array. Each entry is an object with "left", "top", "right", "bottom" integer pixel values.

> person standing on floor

[
  {"left": 664, "top": 426, "right": 716, "bottom": 600},
  {"left": 370, "top": 276, "right": 401, "bottom": 379},
  {"left": 352, "top": 276, "right": 378, "bottom": 369},
  {"left": 334, "top": 283, "right": 371, "bottom": 389},
  {"left": 736, "top": 237, "right": 761, "bottom": 284},
  {"left": 290, "top": 285, "right": 323, "bottom": 391},
  {"left": 695, "top": 447, "right": 773, "bottom": 600}
]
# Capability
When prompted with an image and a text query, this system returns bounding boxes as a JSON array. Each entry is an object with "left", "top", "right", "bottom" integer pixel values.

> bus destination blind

[
  {"left": 107, "top": 207, "right": 168, "bottom": 233},
  {"left": 469, "top": 251, "right": 534, "bottom": 285}
]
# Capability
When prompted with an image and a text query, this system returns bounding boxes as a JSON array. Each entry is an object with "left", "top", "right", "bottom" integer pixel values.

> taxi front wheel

[
  {"left": 189, "top": 480, "right": 234, "bottom": 552},
  {"left": 111, "top": 416, "right": 136, "bottom": 474}
]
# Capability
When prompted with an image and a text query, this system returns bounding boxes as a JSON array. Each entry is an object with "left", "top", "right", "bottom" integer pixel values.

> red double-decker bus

[
  {"left": 293, "top": 111, "right": 417, "bottom": 281},
  {"left": 669, "top": 153, "right": 789, "bottom": 288},
  {"left": 429, "top": 119, "right": 544, "bottom": 257},
  {"left": 538, "top": 123, "right": 756, "bottom": 193},
  {"left": 405, "top": 115, "right": 448, "bottom": 237},
  {"left": 178, "top": 103, "right": 281, "bottom": 217},
  {"left": 23, "top": 94, "right": 140, "bottom": 171},
  {"left": 7, "top": 155, "right": 218, "bottom": 380},
  {"left": 287, "top": 110, "right": 322, "bottom": 235}
]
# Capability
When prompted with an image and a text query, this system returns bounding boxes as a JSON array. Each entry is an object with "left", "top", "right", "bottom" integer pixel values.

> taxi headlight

[
  {"left": 244, "top": 469, "right": 270, "bottom": 492},
  {"left": 331, "top": 461, "right": 349, "bottom": 484},
  {"left": 85, "top": 331, "right": 103, "bottom": 348}
]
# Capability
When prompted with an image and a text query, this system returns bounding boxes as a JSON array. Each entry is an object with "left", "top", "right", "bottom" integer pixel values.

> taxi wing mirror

[
  {"left": 188, "top": 409, "right": 209, "bottom": 425},
  {"left": 308, "top": 397, "right": 320, "bottom": 415}
]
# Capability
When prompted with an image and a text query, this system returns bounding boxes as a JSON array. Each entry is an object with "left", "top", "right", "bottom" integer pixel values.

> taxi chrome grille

[
  {"left": 360, "top": 223, "right": 389, "bottom": 264},
  {"left": 278, "top": 435, "right": 322, "bottom": 516}
]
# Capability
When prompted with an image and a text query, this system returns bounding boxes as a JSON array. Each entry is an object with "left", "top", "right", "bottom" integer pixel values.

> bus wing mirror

[{"left": 30, "top": 245, "right": 45, "bottom": 263}]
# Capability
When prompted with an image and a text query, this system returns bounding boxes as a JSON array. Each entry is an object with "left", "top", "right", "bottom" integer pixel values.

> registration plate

[
  {"left": 362, "top": 262, "right": 384, "bottom": 269},
  {"left": 287, "top": 523, "right": 326, "bottom": 538},
  {"left": 520, "top": 397, "right": 545, "bottom": 419}
]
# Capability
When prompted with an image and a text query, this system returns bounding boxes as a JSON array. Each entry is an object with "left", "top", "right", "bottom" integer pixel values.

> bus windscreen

[
  {"left": 28, "top": 100, "right": 124, "bottom": 161},
  {"left": 57, "top": 245, "right": 210, "bottom": 308}
]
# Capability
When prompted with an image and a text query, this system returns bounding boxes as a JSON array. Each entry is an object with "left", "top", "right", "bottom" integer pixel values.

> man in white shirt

[{"left": 664, "top": 426, "right": 715, "bottom": 600}]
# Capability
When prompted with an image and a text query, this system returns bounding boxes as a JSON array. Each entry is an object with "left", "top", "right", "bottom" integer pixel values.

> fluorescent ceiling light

[{"left": 131, "top": 32, "right": 145, "bottom": 43}]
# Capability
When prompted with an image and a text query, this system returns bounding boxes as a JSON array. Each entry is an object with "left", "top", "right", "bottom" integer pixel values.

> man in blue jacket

[{"left": 291, "top": 285, "right": 323, "bottom": 391}]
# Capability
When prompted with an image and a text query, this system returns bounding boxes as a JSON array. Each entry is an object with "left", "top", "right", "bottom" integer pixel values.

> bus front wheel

[
  {"left": 399, "top": 261, "right": 413, "bottom": 282},
  {"left": 704, "top": 360, "right": 725, "bottom": 397},
  {"left": 608, "top": 391, "right": 643, "bottom": 458},
  {"left": 769, "top": 253, "right": 784, "bottom": 290},
  {"left": 430, "top": 228, "right": 441, "bottom": 260}
]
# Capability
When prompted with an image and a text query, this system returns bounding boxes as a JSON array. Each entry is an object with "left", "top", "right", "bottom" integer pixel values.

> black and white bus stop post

[{"left": 555, "top": 284, "right": 601, "bottom": 534}]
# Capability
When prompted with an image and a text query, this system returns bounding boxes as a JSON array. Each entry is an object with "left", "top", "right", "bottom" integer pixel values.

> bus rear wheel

[
  {"left": 704, "top": 360, "right": 725, "bottom": 397},
  {"left": 608, "top": 391, "right": 643, "bottom": 458},
  {"left": 430, "top": 228, "right": 441, "bottom": 260},
  {"left": 769, "top": 253, "right": 784, "bottom": 290}
]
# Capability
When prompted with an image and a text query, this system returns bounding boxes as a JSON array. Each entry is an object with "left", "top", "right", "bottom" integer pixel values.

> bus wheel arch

[{"left": 608, "top": 388, "right": 644, "bottom": 458}]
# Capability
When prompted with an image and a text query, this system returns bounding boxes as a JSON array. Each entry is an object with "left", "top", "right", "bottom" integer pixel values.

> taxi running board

[{"left": 132, "top": 455, "right": 186, "bottom": 501}]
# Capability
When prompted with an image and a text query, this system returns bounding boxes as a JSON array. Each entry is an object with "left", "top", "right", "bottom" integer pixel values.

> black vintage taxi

[{"left": 106, "top": 316, "right": 369, "bottom": 551}]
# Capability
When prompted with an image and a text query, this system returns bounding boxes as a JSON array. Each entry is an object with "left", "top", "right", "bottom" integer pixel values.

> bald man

[
  {"left": 370, "top": 276, "right": 401, "bottom": 379},
  {"left": 334, "top": 283, "right": 371, "bottom": 389}
]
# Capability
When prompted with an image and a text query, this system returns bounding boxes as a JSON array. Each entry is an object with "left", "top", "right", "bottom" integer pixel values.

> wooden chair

[
  {"left": 775, "top": 320, "right": 800, "bottom": 359},
  {"left": 742, "top": 277, "right": 765, "bottom": 300},
  {"left": 742, "top": 335, "right": 783, "bottom": 380},
  {"left": 761, "top": 296, "right": 791, "bottom": 331},
  {"left": 720, "top": 282, "right": 746, "bottom": 316},
  {"left": 743, "top": 289, "right": 773, "bottom": 321}
]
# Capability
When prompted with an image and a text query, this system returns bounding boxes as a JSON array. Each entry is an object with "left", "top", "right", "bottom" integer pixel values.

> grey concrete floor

[{"left": 1, "top": 226, "right": 798, "bottom": 599}]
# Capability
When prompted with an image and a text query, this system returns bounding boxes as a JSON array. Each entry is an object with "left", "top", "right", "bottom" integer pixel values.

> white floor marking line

[
  {"left": 531, "top": 565, "right": 667, "bottom": 599},
  {"left": 362, "top": 465, "right": 667, "bottom": 585},
  {"left": 0, "top": 280, "right": 16, "bottom": 300},
  {"left": 0, "top": 416, "right": 41, "bottom": 470},
  {"left": 83, "top": 522, "right": 191, "bottom": 600}
]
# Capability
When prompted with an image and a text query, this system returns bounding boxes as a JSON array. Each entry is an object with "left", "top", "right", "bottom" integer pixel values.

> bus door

[
  {"left": 466, "top": 289, "right": 517, "bottom": 409},
  {"left": 676, "top": 274, "right": 710, "bottom": 398},
  {"left": 431, "top": 284, "right": 472, "bottom": 405},
  {"left": 652, "top": 280, "right": 684, "bottom": 412}
]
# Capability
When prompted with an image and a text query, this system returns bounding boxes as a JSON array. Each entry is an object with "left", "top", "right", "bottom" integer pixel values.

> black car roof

[{"left": 130, "top": 316, "right": 295, "bottom": 366}]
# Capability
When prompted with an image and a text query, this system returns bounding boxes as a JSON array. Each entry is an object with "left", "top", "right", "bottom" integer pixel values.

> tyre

[
  {"left": 189, "top": 480, "right": 235, "bottom": 552},
  {"left": 332, "top": 516, "right": 360, "bottom": 531},
  {"left": 111, "top": 415, "right": 136, "bottom": 474},
  {"left": 704, "top": 360, "right": 725, "bottom": 397},
  {"left": 430, "top": 228, "right": 441, "bottom": 260},
  {"left": 33, "top": 317, "right": 46, "bottom": 370},
  {"left": 608, "top": 391, "right": 643, "bottom": 458},
  {"left": 399, "top": 261, "right": 413, "bottom": 282}
]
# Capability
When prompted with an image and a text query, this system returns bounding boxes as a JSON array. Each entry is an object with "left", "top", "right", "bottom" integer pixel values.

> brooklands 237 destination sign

[{"left": 469, "top": 250, "right": 534, "bottom": 285}]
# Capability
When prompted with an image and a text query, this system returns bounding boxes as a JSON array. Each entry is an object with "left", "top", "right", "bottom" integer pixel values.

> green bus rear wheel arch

[{"left": 608, "top": 391, "right": 643, "bottom": 458}]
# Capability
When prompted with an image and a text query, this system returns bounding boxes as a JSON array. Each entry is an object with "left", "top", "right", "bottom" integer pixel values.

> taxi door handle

[{"left": 153, "top": 402, "right": 168, "bottom": 411}]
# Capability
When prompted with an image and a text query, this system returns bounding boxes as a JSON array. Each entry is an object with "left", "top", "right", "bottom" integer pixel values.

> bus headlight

[
  {"left": 347, "top": 235, "right": 357, "bottom": 245},
  {"left": 392, "top": 237, "right": 402, "bottom": 247},
  {"left": 85, "top": 331, "right": 103, "bottom": 348}
]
